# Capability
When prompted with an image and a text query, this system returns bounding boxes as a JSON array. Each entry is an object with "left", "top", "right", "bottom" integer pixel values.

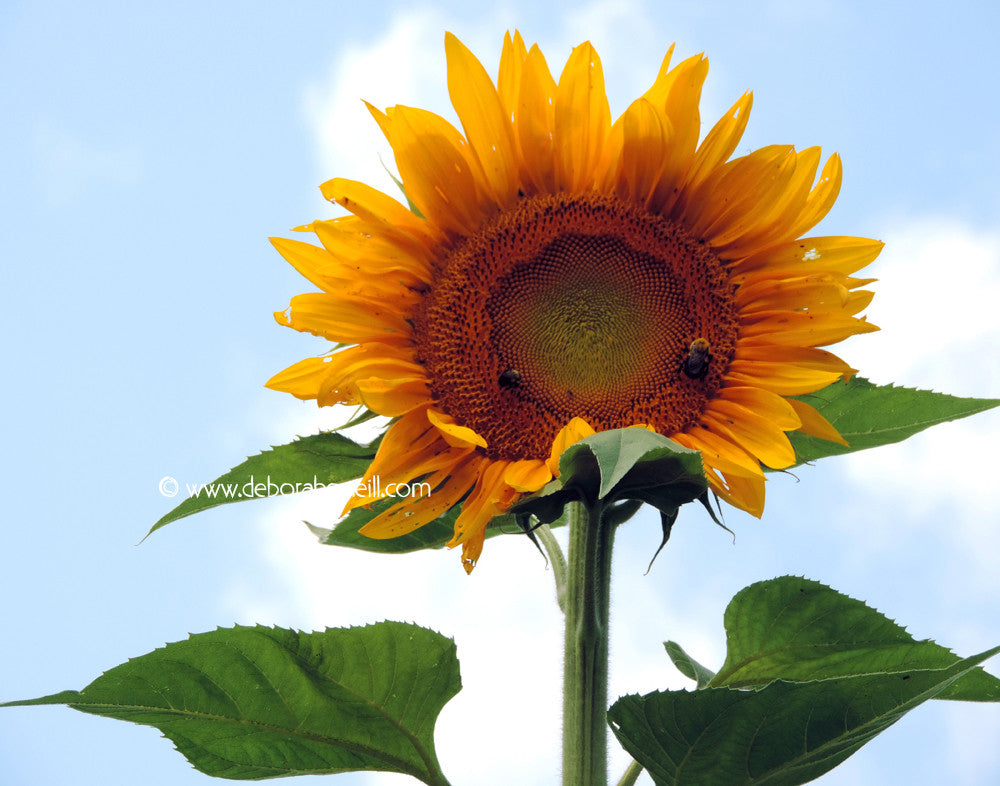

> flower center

[{"left": 414, "top": 193, "right": 738, "bottom": 460}]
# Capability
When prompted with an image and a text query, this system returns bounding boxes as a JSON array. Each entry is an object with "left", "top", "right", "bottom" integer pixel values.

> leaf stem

[
  {"left": 614, "top": 759, "right": 644, "bottom": 786},
  {"left": 562, "top": 499, "right": 615, "bottom": 786},
  {"left": 535, "top": 523, "right": 568, "bottom": 613}
]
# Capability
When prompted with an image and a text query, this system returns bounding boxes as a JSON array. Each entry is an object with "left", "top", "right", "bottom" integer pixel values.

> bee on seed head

[
  {"left": 498, "top": 367, "right": 523, "bottom": 389},
  {"left": 682, "top": 338, "right": 712, "bottom": 380}
]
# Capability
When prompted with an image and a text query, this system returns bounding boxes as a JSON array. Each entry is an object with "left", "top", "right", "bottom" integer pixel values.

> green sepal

[
  {"left": 663, "top": 641, "right": 716, "bottom": 689},
  {"left": 509, "top": 428, "right": 707, "bottom": 525},
  {"left": 336, "top": 406, "right": 382, "bottom": 431},
  {"left": 609, "top": 645, "right": 1000, "bottom": 786},
  {"left": 147, "top": 432, "right": 382, "bottom": 536},
  {"left": 789, "top": 377, "right": 1000, "bottom": 466},
  {"left": 3, "top": 623, "right": 459, "bottom": 785}
]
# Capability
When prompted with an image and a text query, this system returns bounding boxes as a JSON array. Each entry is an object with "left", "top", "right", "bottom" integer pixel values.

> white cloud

[
  {"left": 302, "top": 9, "right": 453, "bottom": 194},
  {"left": 838, "top": 219, "right": 1000, "bottom": 532},
  {"left": 944, "top": 702, "right": 1000, "bottom": 785},
  {"left": 842, "top": 217, "right": 1000, "bottom": 396}
]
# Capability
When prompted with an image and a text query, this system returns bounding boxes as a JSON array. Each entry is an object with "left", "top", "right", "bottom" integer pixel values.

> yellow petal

[
  {"left": 725, "top": 364, "right": 845, "bottom": 396},
  {"left": 685, "top": 91, "right": 752, "bottom": 191},
  {"left": 427, "top": 407, "right": 488, "bottom": 449},
  {"left": 355, "top": 377, "right": 432, "bottom": 417},
  {"left": 702, "top": 404, "right": 797, "bottom": 469},
  {"left": 673, "top": 429, "right": 764, "bottom": 479},
  {"left": 503, "top": 459, "right": 552, "bottom": 492},
  {"left": 265, "top": 356, "right": 336, "bottom": 400},
  {"left": 788, "top": 398, "right": 849, "bottom": 446},
  {"left": 274, "top": 293, "right": 412, "bottom": 344},
  {"left": 554, "top": 42, "right": 610, "bottom": 191},
  {"left": 310, "top": 216, "right": 433, "bottom": 282},
  {"left": 449, "top": 459, "right": 512, "bottom": 573},
  {"left": 686, "top": 145, "right": 796, "bottom": 244},
  {"left": 546, "top": 417, "right": 596, "bottom": 476},
  {"left": 731, "top": 236, "right": 884, "bottom": 279},
  {"left": 346, "top": 408, "right": 443, "bottom": 507},
  {"left": 786, "top": 153, "right": 842, "bottom": 238},
  {"left": 517, "top": 45, "right": 558, "bottom": 193},
  {"left": 711, "top": 469, "right": 766, "bottom": 517},
  {"left": 647, "top": 53, "right": 709, "bottom": 215},
  {"left": 718, "top": 387, "right": 802, "bottom": 430},
  {"left": 719, "top": 146, "right": 822, "bottom": 257},
  {"left": 645, "top": 51, "right": 706, "bottom": 168},
  {"left": 446, "top": 32, "right": 519, "bottom": 208},
  {"left": 360, "top": 457, "right": 483, "bottom": 539},
  {"left": 736, "top": 275, "right": 856, "bottom": 312},
  {"left": 599, "top": 97, "right": 673, "bottom": 208},
  {"left": 739, "top": 311, "right": 880, "bottom": 347},
  {"left": 497, "top": 31, "right": 528, "bottom": 118},
  {"left": 270, "top": 237, "right": 340, "bottom": 292},
  {"left": 383, "top": 105, "right": 487, "bottom": 235},
  {"left": 319, "top": 177, "right": 435, "bottom": 243}
]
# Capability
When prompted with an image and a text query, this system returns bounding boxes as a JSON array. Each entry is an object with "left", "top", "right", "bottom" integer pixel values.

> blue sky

[{"left": 2, "top": 1, "right": 1000, "bottom": 784}]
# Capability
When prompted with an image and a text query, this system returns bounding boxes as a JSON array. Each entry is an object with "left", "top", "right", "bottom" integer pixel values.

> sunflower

[{"left": 267, "top": 31, "right": 880, "bottom": 572}]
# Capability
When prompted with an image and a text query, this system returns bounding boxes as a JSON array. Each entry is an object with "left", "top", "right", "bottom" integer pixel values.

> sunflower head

[{"left": 268, "top": 31, "right": 880, "bottom": 572}]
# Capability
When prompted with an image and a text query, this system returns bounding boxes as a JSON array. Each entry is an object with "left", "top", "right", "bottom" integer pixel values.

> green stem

[{"left": 562, "top": 499, "right": 615, "bottom": 786}]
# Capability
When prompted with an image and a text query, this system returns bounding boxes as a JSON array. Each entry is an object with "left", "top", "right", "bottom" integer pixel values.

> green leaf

[
  {"left": 789, "top": 377, "right": 1000, "bottom": 466},
  {"left": 609, "top": 645, "right": 1000, "bottom": 786},
  {"left": 3, "top": 623, "right": 458, "bottom": 784},
  {"left": 510, "top": 428, "right": 707, "bottom": 524},
  {"left": 710, "top": 576, "right": 1000, "bottom": 701},
  {"left": 148, "top": 432, "right": 381, "bottom": 536},
  {"left": 664, "top": 641, "right": 716, "bottom": 689}
]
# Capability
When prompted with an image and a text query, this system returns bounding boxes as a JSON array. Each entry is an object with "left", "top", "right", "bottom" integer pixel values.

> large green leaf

[
  {"left": 789, "top": 377, "right": 1000, "bottom": 466},
  {"left": 613, "top": 577, "right": 1000, "bottom": 785},
  {"left": 3, "top": 623, "right": 458, "bottom": 784},
  {"left": 710, "top": 577, "right": 1000, "bottom": 701},
  {"left": 148, "top": 432, "right": 381, "bottom": 536},
  {"left": 511, "top": 428, "right": 707, "bottom": 524},
  {"left": 609, "top": 646, "right": 1000, "bottom": 786}
]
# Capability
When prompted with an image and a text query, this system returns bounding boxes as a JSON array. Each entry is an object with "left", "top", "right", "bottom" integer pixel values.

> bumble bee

[
  {"left": 682, "top": 338, "right": 712, "bottom": 380},
  {"left": 499, "top": 367, "right": 522, "bottom": 389}
]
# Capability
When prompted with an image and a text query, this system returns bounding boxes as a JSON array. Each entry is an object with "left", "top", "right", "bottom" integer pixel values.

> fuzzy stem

[{"left": 562, "top": 499, "right": 615, "bottom": 786}]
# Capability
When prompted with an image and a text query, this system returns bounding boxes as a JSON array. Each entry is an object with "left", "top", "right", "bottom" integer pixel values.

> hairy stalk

[{"left": 562, "top": 499, "right": 615, "bottom": 786}]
